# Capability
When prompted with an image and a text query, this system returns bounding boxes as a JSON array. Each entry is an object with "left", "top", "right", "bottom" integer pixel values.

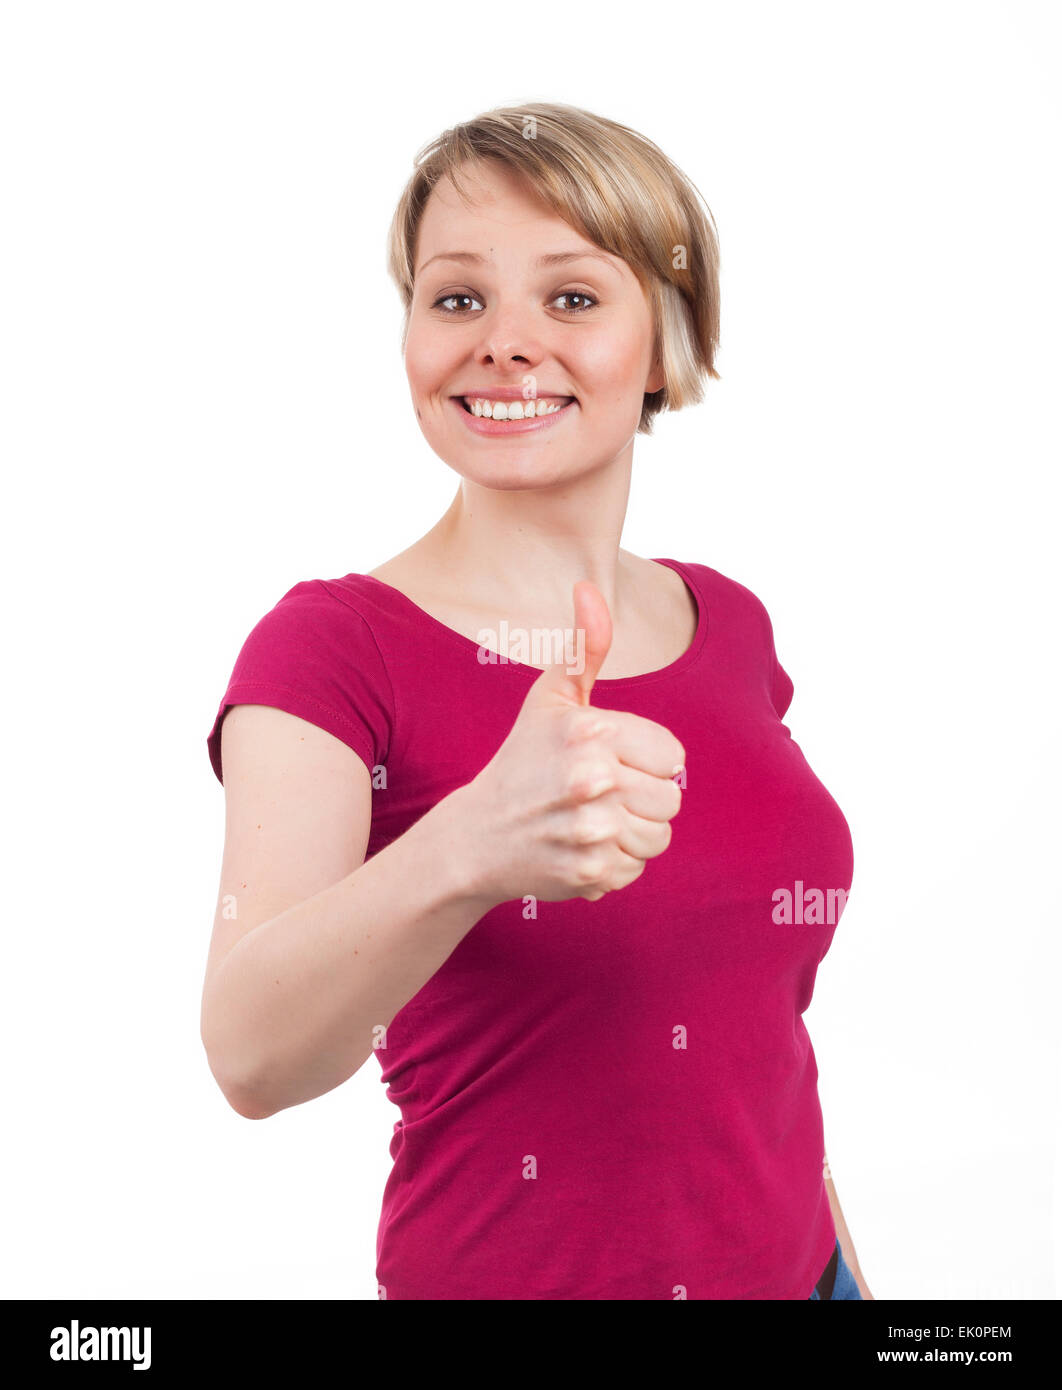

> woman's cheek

[{"left": 574, "top": 326, "right": 651, "bottom": 400}]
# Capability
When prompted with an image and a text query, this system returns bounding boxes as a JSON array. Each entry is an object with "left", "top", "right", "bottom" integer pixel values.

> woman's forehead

[
  {"left": 420, "top": 163, "right": 564, "bottom": 239},
  {"left": 415, "top": 167, "right": 624, "bottom": 280}
]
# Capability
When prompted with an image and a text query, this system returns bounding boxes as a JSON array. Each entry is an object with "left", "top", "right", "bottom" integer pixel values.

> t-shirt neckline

[{"left": 358, "top": 557, "right": 708, "bottom": 688}]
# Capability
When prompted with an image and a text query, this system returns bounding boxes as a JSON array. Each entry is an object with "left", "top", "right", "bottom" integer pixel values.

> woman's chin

[{"left": 438, "top": 454, "right": 574, "bottom": 491}]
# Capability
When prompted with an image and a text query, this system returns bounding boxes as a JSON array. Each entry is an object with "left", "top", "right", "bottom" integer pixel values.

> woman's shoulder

[
  {"left": 254, "top": 569, "right": 410, "bottom": 629},
  {"left": 218, "top": 571, "right": 404, "bottom": 686},
  {"left": 653, "top": 555, "right": 780, "bottom": 628},
  {"left": 207, "top": 571, "right": 398, "bottom": 786}
]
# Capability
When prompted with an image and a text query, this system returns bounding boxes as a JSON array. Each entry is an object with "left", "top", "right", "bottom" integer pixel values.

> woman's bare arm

[
  {"left": 200, "top": 704, "right": 501, "bottom": 1120},
  {"left": 201, "top": 615, "right": 682, "bottom": 1122},
  {"left": 824, "top": 1154, "right": 874, "bottom": 1299}
]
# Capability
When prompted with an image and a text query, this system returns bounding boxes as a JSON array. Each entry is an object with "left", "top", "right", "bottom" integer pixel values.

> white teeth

[{"left": 466, "top": 397, "right": 568, "bottom": 419}]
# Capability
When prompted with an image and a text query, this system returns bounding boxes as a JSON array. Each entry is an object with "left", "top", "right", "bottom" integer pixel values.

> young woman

[{"left": 201, "top": 102, "right": 872, "bottom": 1301}]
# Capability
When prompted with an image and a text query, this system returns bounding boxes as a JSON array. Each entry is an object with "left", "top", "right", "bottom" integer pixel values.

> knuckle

[
  {"left": 573, "top": 855, "right": 605, "bottom": 886},
  {"left": 565, "top": 760, "right": 614, "bottom": 801},
  {"left": 563, "top": 709, "right": 608, "bottom": 748},
  {"left": 570, "top": 806, "right": 605, "bottom": 845}
]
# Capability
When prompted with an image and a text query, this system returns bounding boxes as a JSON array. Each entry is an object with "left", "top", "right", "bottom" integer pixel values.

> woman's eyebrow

[{"left": 416, "top": 249, "right": 622, "bottom": 277}]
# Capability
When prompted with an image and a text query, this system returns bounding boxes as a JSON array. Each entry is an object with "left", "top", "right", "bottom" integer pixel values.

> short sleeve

[
  {"left": 767, "top": 622, "right": 794, "bottom": 721},
  {"left": 206, "top": 579, "right": 393, "bottom": 785},
  {"left": 729, "top": 574, "right": 794, "bottom": 721}
]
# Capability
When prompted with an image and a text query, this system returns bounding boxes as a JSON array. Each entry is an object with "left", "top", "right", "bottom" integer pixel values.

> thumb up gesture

[{"left": 458, "top": 582, "right": 685, "bottom": 903}]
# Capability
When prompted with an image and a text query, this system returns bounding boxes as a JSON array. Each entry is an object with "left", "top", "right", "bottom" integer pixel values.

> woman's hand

[{"left": 453, "top": 581, "right": 685, "bottom": 904}]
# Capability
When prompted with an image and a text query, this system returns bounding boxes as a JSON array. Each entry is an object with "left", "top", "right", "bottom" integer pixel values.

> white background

[{"left": 2, "top": 0, "right": 1058, "bottom": 1300}]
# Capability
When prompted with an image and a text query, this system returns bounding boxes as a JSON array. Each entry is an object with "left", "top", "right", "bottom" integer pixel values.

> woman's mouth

[{"left": 449, "top": 394, "right": 576, "bottom": 436}]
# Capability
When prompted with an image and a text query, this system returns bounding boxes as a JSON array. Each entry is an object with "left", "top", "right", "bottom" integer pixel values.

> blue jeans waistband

[{"left": 808, "top": 1237, "right": 863, "bottom": 1300}]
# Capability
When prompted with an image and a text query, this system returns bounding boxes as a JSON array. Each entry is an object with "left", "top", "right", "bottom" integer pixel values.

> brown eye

[
  {"left": 433, "top": 293, "right": 483, "bottom": 313},
  {"left": 551, "top": 291, "right": 598, "bottom": 313}
]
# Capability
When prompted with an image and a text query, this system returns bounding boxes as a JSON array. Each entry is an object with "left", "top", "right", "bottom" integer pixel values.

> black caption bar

[{"left": 3, "top": 1298, "right": 1055, "bottom": 1377}]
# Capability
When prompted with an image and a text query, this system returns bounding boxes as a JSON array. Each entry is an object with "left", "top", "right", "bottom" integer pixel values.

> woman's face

[{"left": 405, "top": 158, "right": 664, "bottom": 492}]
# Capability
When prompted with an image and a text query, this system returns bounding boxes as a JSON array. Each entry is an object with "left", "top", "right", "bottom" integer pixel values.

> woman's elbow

[
  {"left": 222, "top": 1077, "right": 276, "bottom": 1120},
  {"left": 201, "top": 1029, "right": 277, "bottom": 1121},
  {"left": 230, "top": 1094, "right": 275, "bottom": 1121}
]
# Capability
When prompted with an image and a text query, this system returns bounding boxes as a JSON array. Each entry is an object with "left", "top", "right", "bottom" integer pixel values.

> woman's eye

[
  {"left": 552, "top": 291, "right": 597, "bottom": 313},
  {"left": 433, "top": 293, "right": 484, "bottom": 313}
]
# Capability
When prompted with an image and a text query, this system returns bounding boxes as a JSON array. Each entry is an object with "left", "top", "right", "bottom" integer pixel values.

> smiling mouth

[{"left": 455, "top": 396, "right": 575, "bottom": 419}]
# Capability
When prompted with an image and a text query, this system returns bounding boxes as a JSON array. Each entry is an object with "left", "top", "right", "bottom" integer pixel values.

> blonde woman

[{"left": 201, "top": 102, "right": 871, "bottom": 1301}]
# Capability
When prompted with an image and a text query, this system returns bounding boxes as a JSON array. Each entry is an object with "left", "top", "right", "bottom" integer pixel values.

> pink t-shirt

[{"left": 206, "top": 558, "right": 853, "bottom": 1299}]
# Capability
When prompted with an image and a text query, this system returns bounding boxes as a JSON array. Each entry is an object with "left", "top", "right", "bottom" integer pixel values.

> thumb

[{"left": 524, "top": 580, "right": 613, "bottom": 708}]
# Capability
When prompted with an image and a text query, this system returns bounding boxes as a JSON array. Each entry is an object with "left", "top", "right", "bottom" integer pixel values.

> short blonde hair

[{"left": 387, "top": 101, "right": 721, "bottom": 435}]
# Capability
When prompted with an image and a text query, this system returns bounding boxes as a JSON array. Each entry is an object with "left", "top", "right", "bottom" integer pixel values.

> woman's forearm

[
  {"left": 200, "top": 784, "right": 500, "bottom": 1119},
  {"left": 824, "top": 1160, "right": 874, "bottom": 1299}
]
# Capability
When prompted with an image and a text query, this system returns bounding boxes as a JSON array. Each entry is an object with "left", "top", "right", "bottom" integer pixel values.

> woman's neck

[{"left": 421, "top": 467, "right": 633, "bottom": 615}]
